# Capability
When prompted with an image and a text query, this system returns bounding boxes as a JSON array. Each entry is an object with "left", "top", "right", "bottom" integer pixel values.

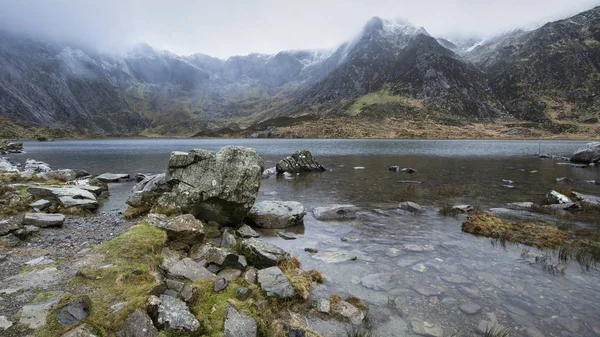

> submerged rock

[
  {"left": 312, "top": 251, "right": 357, "bottom": 263},
  {"left": 411, "top": 321, "right": 443, "bottom": 337},
  {"left": 224, "top": 304, "right": 257, "bottom": 337},
  {"left": 157, "top": 147, "right": 263, "bottom": 225},
  {"left": 312, "top": 204, "right": 358, "bottom": 220},
  {"left": 398, "top": 201, "right": 422, "bottom": 212},
  {"left": 573, "top": 191, "right": 600, "bottom": 206},
  {"left": 257, "top": 266, "right": 295, "bottom": 298},
  {"left": 247, "top": 201, "right": 305, "bottom": 229},
  {"left": 571, "top": 142, "right": 600, "bottom": 163},
  {"left": 276, "top": 150, "right": 325, "bottom": 174}
]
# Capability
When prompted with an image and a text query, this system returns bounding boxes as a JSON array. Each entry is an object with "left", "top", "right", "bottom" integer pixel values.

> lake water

[{"left": 8, "top": 139, "right": 600, "bottom": 336}]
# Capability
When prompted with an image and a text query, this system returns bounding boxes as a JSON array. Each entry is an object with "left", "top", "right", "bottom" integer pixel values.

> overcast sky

[{"left": 0, "top": 0, "right": 598, "bottom": 58}]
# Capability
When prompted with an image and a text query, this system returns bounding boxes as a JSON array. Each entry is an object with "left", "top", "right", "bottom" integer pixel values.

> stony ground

[{"left": 0, "top": 211, "right": 134, "bottom": 333}]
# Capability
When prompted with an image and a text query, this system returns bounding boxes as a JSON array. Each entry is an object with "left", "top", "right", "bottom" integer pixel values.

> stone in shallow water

[
  {"left": 360, "top": 273, "right": 396, "bottom": 291},
  {"left": 333, "top": 301, "right": 364, "bottom": 325},
  {"left": 257, "top": 267, "right": 294, "bottom": 298},
  {"left": 441, "top": 275, "right": 471, "bottom": 285},
  {"left": 316, "top": 299, "right": 330, "bottom": 314},
  {"left": 410, "top": 321, "right": 443, "bottom": 337},
  {"left": 248, "top": 201, "right": 305, "bottom": 229},
  {"left": 223, "top": 304, "right": 257, "bottom": 337},
  {"left": 312, "top": 204, "right": 358, "bottom": 220},
  {"left": 385, "top": 247, "right": 402, "bottom": 257},
  {"left": 411, "top": 284, "right": 445, "bottom": 296},
  {"left": 398, "top": 201, "right": 422, "bottom": 212},
  {"left": 404, "top": 244, "right": 434, "bottom": 252},
  {"left": 311, "top": 251, "right": 357, "bottom": 263},
  {"left": 19, "top": 297, "right": 61, "bottom": 329},
  {"left": 236, "top": 224, "right": 260, "bottom": 238},
  {"left": 396, "top": 257, "right": 421, "bottom": 268},
  {"left": 95, "top": 173, "right": 130, "bottom": 182},
  {"left": 0, "top": 316, "right": 12, "bottom": 330},
  {"left": 459, "top": 302, "right": 481, "bottom": 315},
  {"left": 277, "top": 232, "right": 297, "bottom": 240}
]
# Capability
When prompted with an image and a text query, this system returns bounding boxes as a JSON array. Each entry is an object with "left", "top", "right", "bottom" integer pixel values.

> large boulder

[
  {"left": 116, "top": 309, "right": 159, "bottom": 337},
  {"left": 156, "top": 295, "right": 200, "bottom": 332},
  {"left": 571, "top": 142, "right": 600, "bottom": 163},
  {"left": 247, "top": 201, "right": 305, "bottom": 229},
  {"left": 25, "top": 159, "right": 52, "bottom": 172},
  {"left": 22, "top": 213, "right": 65, "bottom": 228},
  {"left": 126, "top": 173, "right": 170, "bottom": 209},
  {"left": 157, "top": 147, "right": 263, "bottom": 225},
  {"left": 257, "top": 267, "right": 295, "bottom": 298},
  {"left": 275, "top": 150, "right": 325, "bottom": 174}
]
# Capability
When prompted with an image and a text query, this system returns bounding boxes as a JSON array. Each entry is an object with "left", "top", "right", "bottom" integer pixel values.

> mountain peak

[{"left": 361, "top": 16, "right": 429, "bottom": 37}]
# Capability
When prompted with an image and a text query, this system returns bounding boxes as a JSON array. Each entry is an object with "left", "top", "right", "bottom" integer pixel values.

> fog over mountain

[
  {"left": 0, "top": 1, "right": 600, "bottom": 138},
  {"left": 0, "top": 0, "right": 598, "bottom": 58}
]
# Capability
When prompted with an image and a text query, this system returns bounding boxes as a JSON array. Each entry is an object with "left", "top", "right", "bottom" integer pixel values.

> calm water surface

[{"left": 8, "top": 139, "right": 600, "bottom": 336}]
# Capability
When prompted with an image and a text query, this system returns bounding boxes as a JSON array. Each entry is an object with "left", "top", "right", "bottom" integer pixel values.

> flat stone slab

[
  {"left": 333, "top": 300, "right": 364, "bottom": 325},
  {"left": 116, "top": 308, "right": 158, "bottom": 337},
  {"left": 95, "top": 173, "right": 130, "bottom": 182},
  {"left": 19, "top": 297, "right": 61, "bottom": 329},
  {"left": 257, "top": 267, "right": 295, "bottom": 298},
  {"left": 360, "top": 273, "right": 396, "bottom": 291},
  {"left": 459, "top": 302, "right": 481, "bottom": 315},
  {"left": 311, "top": 251, "right": 357, "bottom": 263},
  {"left": 0, "top": 267, "right": 60, "bottom": 294},
  {"left": 30, "top": 199, "right": 51, "bottom": 210},
  {"left": 411, "top": 284, "right": 445, "bottom": 296},
  {"left": 25, "top": 256, "right": 55, "bottom": 266},
  {"left": 22, "top": 213, "right": 65, "bottom": 228},
  {"left": 441, "top": 275, "right": 471, "bottom": 285},
  {"left": 398, "top": 201, "right": 423, "bottom": 212},
  {"left": 404, "top": 244, "right": 434, "bottom": 252},
  {"left": 411, "top": 321, "right": 443, "bottom": 337},
  {"left": 224, "top": 304, "right": 257, "bottom": 337},
  {"left": 62, "top": 324, "right": 99, "bottom": 337},
  {"left": 312, "top": 204, "right": 358, "bottom": 220},
  {"left": 168, "top": 258, "right": 217, "bottom": 282},
  {"left": 236, "top": 224, "right": 260, "bottom": 238}
]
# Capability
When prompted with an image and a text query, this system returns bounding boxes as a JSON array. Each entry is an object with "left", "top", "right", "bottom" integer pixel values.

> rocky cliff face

[{"left": 0, "top": 6, "right": 599, "bottom": 136}]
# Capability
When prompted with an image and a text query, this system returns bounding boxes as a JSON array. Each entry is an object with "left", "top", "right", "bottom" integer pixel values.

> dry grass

[
  {"left": 279, "top": 255, "right": 324, "bottom": 300},
  {"left": 397, "top": 183, "right": 423, "bottom": 201},
  {"left": 434, "top": 184, "right": 464, "bottom": 198},
  {"left": 553, "top": 185, "right": 574, "bottom": 198}
]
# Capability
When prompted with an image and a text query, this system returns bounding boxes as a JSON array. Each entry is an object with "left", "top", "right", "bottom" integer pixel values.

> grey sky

[{"left": 0, "top": 0, "right": 598, "bottom": 58}]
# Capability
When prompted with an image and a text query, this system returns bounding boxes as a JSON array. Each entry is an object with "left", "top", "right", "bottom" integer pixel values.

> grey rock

[
  {"left": 25, "top": 159, "right": 51, "bottom": 172},
  {"left": 157, "top": 295, "right": 200, "bottom": 331},
  {"left": 214, "top": 278, "right": 228, "bottom": 292},
  {"left": 158, "top": 147, "right": 263, "bottom": 225},
  {"left": 571, "top": 142, "right": 600, "bottom": 163},
  {"left": 236, "top": 287, "right": 252, "bottom": 301},
  {"left": 573, "top": 191, "right": 600, "bottom": 206},
  {"left": 221, "top": 229, "right": 237, "bottom": 248},
  {"left": 179, "top": 284, "right": 196, "bottom": 303},
  {"left": 96, "top": 173, "right": 130, "bottom": 182},
  {"left": 257, "top": 267, "right": 295, "bottom": 298},
  {"left": 398, "top": 201, "right": 422, "bottom": 212},
  {"left": 284, "top": 324, "right": 305, "bottom": 337},
  {"left": 411, "top": 284, "right": 445, "bottom": 296},
  {"left": 0, "top": 316, "right": 12, "bottom": 330},
  {"left": 166, "top": 279, "right": 185, "bottom": 292},
  {"left": 360, "top": 273, "right": 396, "bottom": 291},
  {"left": 13, "top": 225, "right": 40, "bottom": 239},
  {"left": 236, "top": 224, "right": 260, "bottom": 238},
  {"left": 158, "top": 214, "right": 205, "bottom": 246},
  {"left": 168, "top": 258, "right": 217, "bottom": 281},
  {"left": 147, "top": 213, "right": 168, "bottom": 227},
  {"left": 19, "top": 297, "right": 61, "bottom": 329},
  {"left": 30, "top": 199, "right": 51, "bottom": 210},
  {"left": 506, "top": 202, "right": 535, "bottom": 210},
  {"left": 203, "top": 246, "right": 247, "bottom": 270},
  {"left": 116, "top": 309, "right": 159, "bottom": 337},
  {"left": 441, "top": 298, "right": 458, "bottom": 307},
  {"left": 546, "top": 190, "right": 572, "bottom": 204},
  {"left": 126, "top": 173, "right": 169, "bottom": 208},
  {"left": 248, "top": 201, "right": 305, "bottom": 229},
  {"left": 404, "top": 244, "right": 434, "bottom": 252},
  {"left": 243, "top": 268, "right": 257, "bottom": 284},
  {"left": 278, "top": 232, "right": 297, "bottom": 240},
  {"left": 312, "top": 204, "right": 358, "bottom": 220},
  {"left": 411, "top": 321, "right": 443, "bottom": 337},
  {"left": 218, "top": 268, "right": 242, "bottom": 281},
  {"left": 22, "top": 213, "right": 65, "bottom": 228},
  {"left": 61, "top": 323, "right": 99, "bottom": 337},
  {"left": 0, "top": 233, "right": 20, "bottom": 248},
  {"left": 441, "top": 275, "right": 471, "bottom": 285},
  {"left": 25, "top": 256, "right": 55, "bottom": 265},
  {"left": 0, "top": 267, "right": 60, "bottom": 294},
  {"left": 312, "top": 251, "right": 357, "bottom": 263},
  {"left": 240, "top": 238, "right": 289, "bottom": 268},
  {"left": 224, "top": 304, "right": 257, "bottom": 337},
  {"left": 276, "top": 150, "right": 325, "bottom": 174},
  {"left": 56, "top": 297, "right": 90, "bottom": 326},
  {"left": 51, "top": 169, "right": 78, "bottom": 182},
  {"left": 316, "top": 299, "right": 330, "bottom": 314},
  {"left": 28, "top": 186, "right": 98, "bottom": 210},
  {"left": 385, "top": 247, "right": 402, "bottom": 257},
  {"left": 334, "top": 301, "right": 364, "bottom": 325},
  {"left": 459, "top": 302, "right": 481, "bottom": 315},
  {"left": 160, "top": 247, "right": 184, "bottom": 271}
]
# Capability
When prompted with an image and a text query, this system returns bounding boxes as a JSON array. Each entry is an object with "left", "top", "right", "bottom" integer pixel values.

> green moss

[
  {"left": 151, "top": 204, "right": 182, "bottom": 217},
  {"left": 38, "top": 222, "right": 167, "bottom": 336}
]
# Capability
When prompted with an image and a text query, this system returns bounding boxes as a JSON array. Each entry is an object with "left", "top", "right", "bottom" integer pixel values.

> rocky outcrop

[
  {"left": 247, "top": 201, "right": 305, "bottom": 228},
  {"left": 126, "top": 174, "right": 169, "bottom": 209},
  {"left": 156, "top": 214, "right": 204, "bottom": 247},
  {"left": 157, "top": 147, "right": 263, "bottom": 225},
  {"left": 28, "top": 186, "right": 99, "bottom": 210},
  {"left": 571, "top": 142, "right": 600, "bottom": 163},
  {"left": 275, "top": 150, "right": 325, "bottom": 174}
]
